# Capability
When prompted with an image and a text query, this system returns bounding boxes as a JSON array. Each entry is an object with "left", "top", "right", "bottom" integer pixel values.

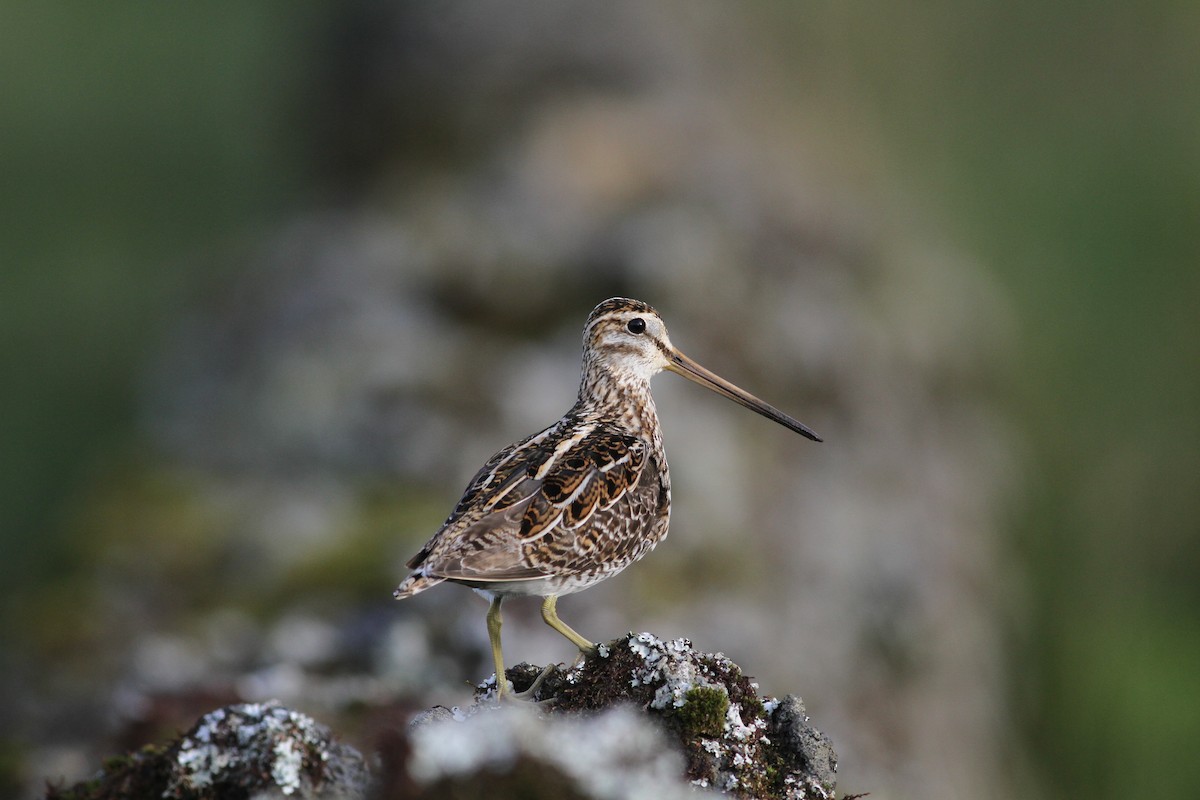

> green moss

[{"left": 673, "top": 686, "right": 729, "bottom": 739}]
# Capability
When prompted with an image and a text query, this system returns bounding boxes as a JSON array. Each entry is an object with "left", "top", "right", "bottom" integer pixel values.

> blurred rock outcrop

[
  {"left": 49, "top": 635, "right": 836, "bottom": 800},
  {"left": 11, "top": 3, "right": 1018, "bottom": 799},
  {"left": 458, "top": 633, "right": 837, "bottom": 799},
  {"left": 45, "top": 701, "right": 367, "bottom": 800}
]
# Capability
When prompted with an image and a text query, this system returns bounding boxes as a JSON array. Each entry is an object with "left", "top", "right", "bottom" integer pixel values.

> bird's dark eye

[{"left": 626, "top": 317, "right": 647, "bottom": 334}]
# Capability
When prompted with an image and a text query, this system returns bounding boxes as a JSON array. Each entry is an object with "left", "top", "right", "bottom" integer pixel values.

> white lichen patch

[
  {"left": 165, "top": 701, "right": 365, "bottom": 798},
  {"left": 624, "top": 632, "right": 729, "bottom": 710},
  {"left": 725, "top": 702, "right": 767, "bottom": 742},
  {"left": 271, "top": 736, "right": 305, "bottom": 793}
]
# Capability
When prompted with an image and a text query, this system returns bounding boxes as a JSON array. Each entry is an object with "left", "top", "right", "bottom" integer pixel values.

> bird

[{"left": 393, "top": 297, "right": 821, "bottom": 700}]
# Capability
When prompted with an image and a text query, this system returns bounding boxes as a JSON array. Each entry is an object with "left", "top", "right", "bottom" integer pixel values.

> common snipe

[{"left": 394, "top": 297, "right": 821, "bottom": 699}]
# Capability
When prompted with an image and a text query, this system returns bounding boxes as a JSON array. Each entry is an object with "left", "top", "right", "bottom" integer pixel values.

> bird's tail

[{"left": 393, "top": 571, "right": 445, "bottom": 599}]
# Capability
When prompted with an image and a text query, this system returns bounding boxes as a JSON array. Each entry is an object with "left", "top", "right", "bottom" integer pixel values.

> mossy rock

[{"left": 672, "top": 685, "right": 730, "bottom": 739}]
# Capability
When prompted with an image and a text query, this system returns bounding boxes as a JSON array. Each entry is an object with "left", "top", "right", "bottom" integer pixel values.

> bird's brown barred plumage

[
  {"left": 397, "top": 399, "right": 668, "bottom": 595},
  {"left": 394, "top": 297, "right": 820, "bottom": 698}
]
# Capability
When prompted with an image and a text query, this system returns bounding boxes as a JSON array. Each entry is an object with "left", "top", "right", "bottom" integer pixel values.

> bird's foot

[
  {"left": 494, "top": 662, "right": 559, "bottom": 705},
  {"left": 509, "top": 662, "right": 559, "bottom": 705}
]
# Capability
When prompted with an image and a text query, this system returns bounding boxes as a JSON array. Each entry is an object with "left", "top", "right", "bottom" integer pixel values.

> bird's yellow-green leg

[
  {"left": 541, "top": 595, "right": 597, "bottom": 655},
  {"left": 486, "top": 596, "right": 510, "bottom": 699}
]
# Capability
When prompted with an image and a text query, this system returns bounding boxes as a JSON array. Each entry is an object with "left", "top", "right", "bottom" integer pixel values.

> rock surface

[
  {"left": 47, "top": 635, "right": 837, "bottom": 800},
  {"left": 467, "top": 632, "right": 838, "bottom": 799},
  {"left": 45, "top": 701, "right": 367, "bottom": 800},
  {"left": 404, "top": 705, "right": 691, "bottom": 800}
]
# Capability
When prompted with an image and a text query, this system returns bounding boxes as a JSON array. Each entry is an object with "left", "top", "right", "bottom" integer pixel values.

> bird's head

[
  {"left": 581, "top": 297, "right": 822, "bottom": 442},
  {"left": 583, "top": 297, "right": 675, "bottom": 383}
]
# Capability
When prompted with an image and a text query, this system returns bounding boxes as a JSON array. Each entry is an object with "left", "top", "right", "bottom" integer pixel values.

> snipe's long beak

[{"left": 665, "top": 350, "right": 822, "bottom": 442}]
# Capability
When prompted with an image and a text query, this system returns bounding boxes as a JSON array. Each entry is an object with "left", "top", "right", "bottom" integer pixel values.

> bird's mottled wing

[
  {"left": 413, "top": 422, "right": 654, "bottom": 583},
  {"left": 522, "top": 440, "right": 664, "bottom": 576},
  {"left": 404, "top": 425, "right": 556, "bottom": 571}
]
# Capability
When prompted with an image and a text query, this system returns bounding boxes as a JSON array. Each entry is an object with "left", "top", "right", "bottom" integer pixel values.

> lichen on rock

[
  {"left": 426, "top": 631, "right": 839, "bottom": 799},
  {"left": 46, "top": 635, "right": 836, "bottom": 800},
  {"left": 45, "top": 701, "right": 367, "bottom": 800}
]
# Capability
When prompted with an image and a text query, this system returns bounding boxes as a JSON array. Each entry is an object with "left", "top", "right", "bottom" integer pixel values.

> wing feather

[{"left": 404, "top": 420, "right": 659, "bottom": 585}]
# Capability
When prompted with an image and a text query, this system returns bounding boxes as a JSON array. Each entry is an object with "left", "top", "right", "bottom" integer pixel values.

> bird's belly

[
  {"left": 457, "top": 566, "right": 627, "bottom": 600},
  {"left": 456, "top": 517, "right": 668, "bottom": 600}
]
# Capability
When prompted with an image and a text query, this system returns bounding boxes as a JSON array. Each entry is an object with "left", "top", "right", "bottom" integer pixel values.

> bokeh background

[{"left": 3, "top": 3, "right": 1198, "bottom": 799}]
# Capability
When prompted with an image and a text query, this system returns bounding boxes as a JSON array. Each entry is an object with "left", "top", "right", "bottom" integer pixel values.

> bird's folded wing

[{"left": 415, "top": 423, "right": 649, "bottom": 581}]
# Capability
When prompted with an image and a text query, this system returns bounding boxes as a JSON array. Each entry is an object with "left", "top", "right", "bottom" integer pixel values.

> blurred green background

[
  {"left": 3, "top": 3, "right": 1197, "bottom": 799},
  {"left": 1, "top": 5, "right": 317, "bottom": 581}
]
